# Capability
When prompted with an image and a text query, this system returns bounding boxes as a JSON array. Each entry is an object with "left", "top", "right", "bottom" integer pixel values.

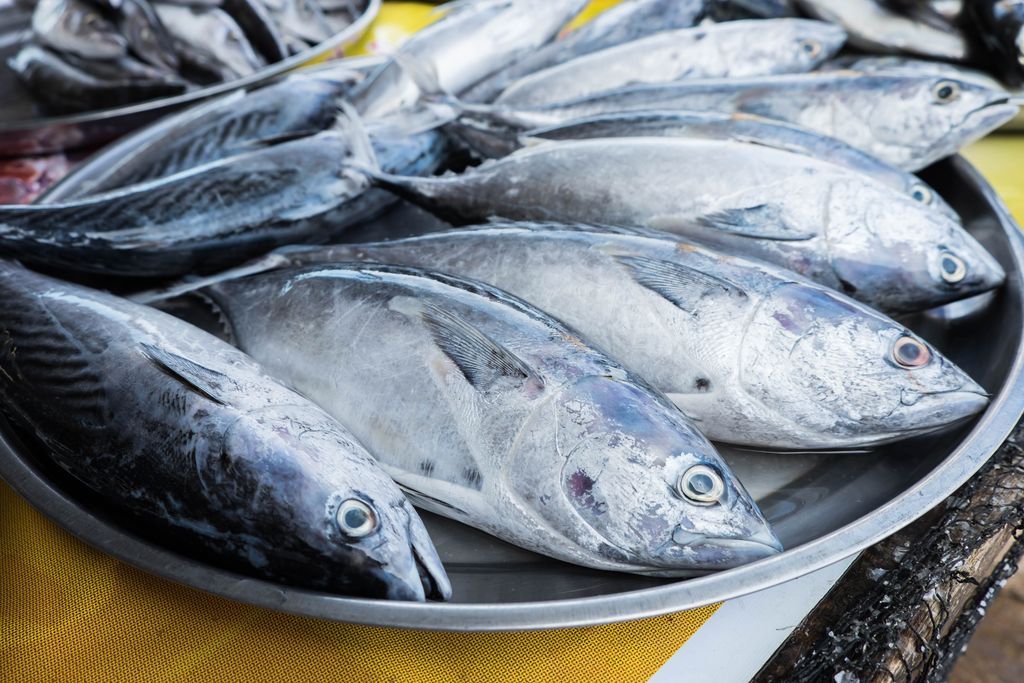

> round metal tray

[
  {"left": 0, "top": 0, "right": 381, "bottom": 157},
  {"left": 2, "top": 155, "right": 1023, "bottom": 631}
]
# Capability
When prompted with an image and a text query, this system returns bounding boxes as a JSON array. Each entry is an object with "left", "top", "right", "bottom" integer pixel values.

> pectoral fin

[
  {"left": 615, "top": 254, "right": 747, "bottom": 315},
  {"left": 140, "top": 343, "right": 235, "bottom": 405}
]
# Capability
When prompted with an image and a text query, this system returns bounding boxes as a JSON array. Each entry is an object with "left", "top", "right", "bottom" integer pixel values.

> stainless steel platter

[
  {"left": 2, "top": 154, "right": 1023, "bottom": 631},
  {"left": 0, "top": 0, "right": 380, "bottom": 157}
]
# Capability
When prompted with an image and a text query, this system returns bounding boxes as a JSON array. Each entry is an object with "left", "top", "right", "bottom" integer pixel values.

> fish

[
  {"left": 0, "top": 115, "right": 449, "bottom": 277},
  {"left": 162, "top": 262, "right": 782, "bottom": 574},
  {"left": 462, "top": 0, "right": 706, "bottom": 103},
  {"left": 795, "top": 0, "right": 969, "bottom": 61},
  {"left": 198, "top": 223, "right": 990, "bottom": 449},
  {"left": 492, "top": 19, "right": 846, "bottom": 107},
  {"left": 517, "top": 110, "right": 960, "bottom": 222},
  {"left": 30, "top": 0, "right": 128, "bottom": 60},
  {"left": 357, "top": 137, "right": 1005, "bottom": 313},
  {"left": 350, "top": 0, "right": 588, "bottom": 119},
  {"left": 0, "top": 262, "right": 450, "bottom": 601},
  {"left": 46, "top": 69, "right": 364, "bottom": 197},
  {"left": 965, "top": 1, "right": 1024, "bottom": 85},
  {"left": 260, "top": 0, "right": 332, "bottom": 48},
  {"left": 93, "top": 0, "right": 181, "bottom": 72},
  {"left": 7, "top": 45, "right": 187, "bottom": 113},
  {"left": 495, "top": 71, "right": 1018, "bottom": 171},
  {"left": 154, "top": 3, "right": 265, "bottom": 78}
]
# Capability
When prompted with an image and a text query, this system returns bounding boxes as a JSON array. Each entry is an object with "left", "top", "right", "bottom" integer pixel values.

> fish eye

[
  {"left": 910, "top": 184, "right": 933, "bottom": 205},
  {"left": 891, "top": 336, "right": 931, "bottom": 369},
  {"left": 676, "top": 464, "right": 725, "bottom": 505},
  {"left": 932, "top": 80, "right": 961, "bottom": 104},
  {"left": 939, "top": 250, "right": 967, "bottom": 284},
  {"left": 336, "top": 499, "right": 377, "bottom": 538},
  {"left": 800, "top": 39, "right": 822, "bottom": 57}
]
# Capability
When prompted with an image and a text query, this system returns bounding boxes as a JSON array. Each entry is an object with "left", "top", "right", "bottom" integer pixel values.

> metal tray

[
  {"left": 0, "top": 0, "right": 380, "bottom": 157},
  {"left": 2, "top": 155, "right": 1024, "bottom": 631}
]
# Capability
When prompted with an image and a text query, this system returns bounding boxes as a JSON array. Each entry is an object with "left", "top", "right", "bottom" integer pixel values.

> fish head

[
  {"left": 739, "top": 282, "right": 989, "bottom": 447},
  {"left": 867, "top": 76, "right": 1017, "bottom": 164},
  {"left": 782, "top": 20, "right": 848, "bottom": 70},
  {"left": 825, "top": 182, "right": 1005, "bottom": 312},
  {"left": 513, "top": 374, "right": 781, "bottom": 572},
  {"left": 214, "top": 405, "right": 450, "bottom": 601}
]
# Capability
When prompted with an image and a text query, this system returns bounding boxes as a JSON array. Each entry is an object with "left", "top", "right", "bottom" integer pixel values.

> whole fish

[
  {"left": 0, "top": 118, "right": 447, "bottom": 277},
  {"left": 172, "top": 263, "right": 782, "bottom": 573},
  {"left": 47, "top": 70, "right": 363, "bottom": 197},
  {"left": 517, "top": 111, "right": 959, "bottom": 222},
  {"left": 361, "top": 137, "right": 1005, "bottom": 313},
  {"left": 498, "top": 72, "right": 1018, "bottom": 171},
  {"left": 965, "top": 1, "right": 1024, "bottom": 85},
  {"left": 215, "top": 224, "right": 988, "bottom": 449},
  {"left": 350, "top": 0, "right": 588, "bottom": 119},
  {"left": 462, "top": 0, "right": 705, "bottom": 103},
  {"left": 795, "top": 0, "right": 969, "bottom": 61},
  {"left": 31, "top": 0, "right": 128, "bottom": 59},
  {"left": 8, "top": 45, "right": 187, "bottom": 113},
  {"left": 155, "top": 3, "right": 265, "bottom": 78},
  {"left": 493, "top": 20, "right": 846, "bottom": 107},
  {"left": 0, "top": 262, "right": 450, "bottom": 601}
]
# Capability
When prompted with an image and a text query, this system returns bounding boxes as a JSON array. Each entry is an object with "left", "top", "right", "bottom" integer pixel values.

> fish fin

[
  {"left": 140, "top": 343, "right": 235, "bottom": 406},
  {"left": 333, "top": 99, "right": 381, "bottom": 173},
  {"left": 400, "top": 484, "right": 468, "bottom": 516},
  {"left": 234, "top": 128, "right": 324, "bottom": 149},
  {"left": 615, "top": 254, "right": 747, "bottom": 315},
  {"left": 391, "top": 50, "right": 450, "bottom": 99},
  {"left": 693, "top": 205, "right": 815, "bottom": 241},
  {"left": 419, "top": 303, "right": 541, "bottom": 392}
]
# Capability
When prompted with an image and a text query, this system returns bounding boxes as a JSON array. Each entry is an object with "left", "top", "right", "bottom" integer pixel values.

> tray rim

[{"left": 2, "top": 155, "right": 1023, "bottom": 631}]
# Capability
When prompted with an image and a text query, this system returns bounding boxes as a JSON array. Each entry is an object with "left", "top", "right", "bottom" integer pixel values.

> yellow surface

[
  {"left": 349, "top": 3, "right": 441, "bottom": 56},
  {"left": 963, "top": 136, "right": 1024, "bottom": 222},
  {"left": 1, "top": 483, "right": 719, "bottom": 682}
]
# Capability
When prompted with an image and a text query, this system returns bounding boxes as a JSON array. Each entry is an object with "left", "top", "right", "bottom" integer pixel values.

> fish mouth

[
  {"left": 892, "top": 388, "right": 990, "bottom": 434},
  {"left": 641, "top": 525, "right": 784, "bottom": 574},
  {"left": 413, "top": 540, "right": 453, "bottom": 602},
  {"left": 961, "top": 99, "right": 1020, "bottom": 138}
]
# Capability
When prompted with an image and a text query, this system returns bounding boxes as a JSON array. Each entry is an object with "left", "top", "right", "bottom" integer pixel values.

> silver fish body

[
  {"left": 31, "top": 0, "right": 128, "bottom": 59},
  {"left": 0, "top": 263, "right": 449, "bottom": 601},
  {"left": 494, "top": 20, "right": 846, "bottom": 107},
  {"left": 262, "top": 224, "right": 990, "bottom": 449},
  {"left": 463, "top": 0, "right": 705, "bottom": 102},
  {"left": 796, "top": 0, "right": 969, "bottom": 61},
  {"left": 518, "top": 110, "right": 959, "bottom": 222},
  {"left": 49, "top": 71, "right": 363, "bottom": 197},
  {"left": 187, "top": 263, "right": 781, "bottom": 574},
  {"left": 350, "top": 0, "right": 587, "bottom": 119},
  {"left": 0, "top": 123, "right": 448, "bottom": 277},
  {"left": 367, "top": 137, "right": 1005, "bottom": 313},
  {"left": 155, "top": 3, "right": 265, "bottom": 78},
  {"left": 518, "top": 72, "right": 1018, "bottom": 171}
]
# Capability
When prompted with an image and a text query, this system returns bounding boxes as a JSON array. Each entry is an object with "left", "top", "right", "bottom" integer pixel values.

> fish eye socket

[
  {"left": 939, "top": 250, "right": 967, "bottom": 284},
  {"left": 336, "top": 499, "right": 377, "bottom": 538},
  {"left": 891, "top": 336, "right": 931, "bottom": 369},
  {"left": 910, "top": 184, "right": 933, "bottom": 205},
  {"left": 800, "top": 39, "right": 822, "bottom": 57},
  {"left": 676, "top": 465, "right": 725, "bottom": 505},
  {"left": 932, "top": 80, "right": 961, "bottom": 104}
]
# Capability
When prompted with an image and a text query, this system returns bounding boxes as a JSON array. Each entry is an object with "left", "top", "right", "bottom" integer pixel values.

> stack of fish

[
  {"left": 4, "top": 0, "right": 369, "bottom": 112},
  {"left": 0, "top": 0, "right": 1019, "bottom": 602}
]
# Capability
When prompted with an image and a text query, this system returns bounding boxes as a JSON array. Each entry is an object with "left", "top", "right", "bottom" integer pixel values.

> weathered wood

[{"left": 754, "top": 420, "right": 1024, "bottom": 683}]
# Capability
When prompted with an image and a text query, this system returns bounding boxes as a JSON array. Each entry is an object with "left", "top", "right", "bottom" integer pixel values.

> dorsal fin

[
  {"left": 418, "top": 303, "right": 541, "bottom": 392},
  {"left": 140, "top": 343, "right": 234, "bottom": 406},
  {"left": 615, "top": 254, "right": 747, "bottom": 315}
]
